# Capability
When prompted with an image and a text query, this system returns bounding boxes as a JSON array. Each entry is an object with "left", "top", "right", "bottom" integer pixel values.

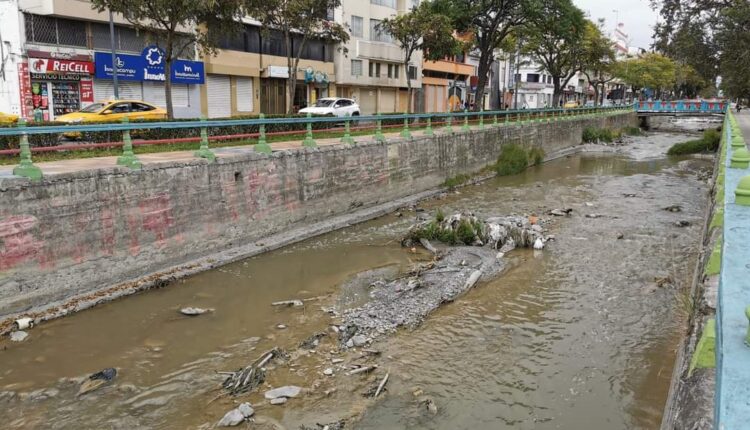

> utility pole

[
  {"left": 109, "top": 9, "right": 119, "bottom": 99},
  {"left": 513, "top": 38, "right": 521, "bottom": 109}
]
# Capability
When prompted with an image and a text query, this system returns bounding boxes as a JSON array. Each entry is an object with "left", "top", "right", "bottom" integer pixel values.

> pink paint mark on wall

[
  {"left": 220, "top": 179, "right": 240, "bottom": 221},
  {"left": 100, "top": 206, "right": 116, "bottom": 256},
  {"left": 139, "top": 194, "right": 174, "bottom": 248},
  {"left": 0, "top": 215, "right": 44, "bottom": 270},
  {"left": 125, "top": 213, "right": 140, "bottom": 256},
  {"left": 72, "top": 212, "right": 92, "bottom": 264}
]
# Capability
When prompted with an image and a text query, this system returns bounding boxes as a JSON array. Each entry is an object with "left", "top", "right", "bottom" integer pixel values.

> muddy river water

[{"left": 0, "top": 130, "right": 713, "bottom": 429}]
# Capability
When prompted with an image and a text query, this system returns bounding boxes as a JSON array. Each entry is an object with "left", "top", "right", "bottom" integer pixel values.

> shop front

[
  {"left": 20, "top": 54, "right": 95, "bottom": 121},
  {"left": 94, "top": 46, "right": 205, "bottom": 118}
]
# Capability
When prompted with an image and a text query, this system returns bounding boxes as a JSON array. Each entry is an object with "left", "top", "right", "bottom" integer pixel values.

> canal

[{"left": 0, "top": 130, "right": 713, "bottom": 429}]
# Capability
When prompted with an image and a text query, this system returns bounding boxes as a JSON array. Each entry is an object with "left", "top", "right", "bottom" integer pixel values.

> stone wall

[{"left": 0, "top": 113, "right": 637, "bottom": 320}]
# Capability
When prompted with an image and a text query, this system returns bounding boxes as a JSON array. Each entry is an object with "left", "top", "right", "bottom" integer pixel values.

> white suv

[{"left": 298, "top": 98, "right": 361, "bottom": 117}]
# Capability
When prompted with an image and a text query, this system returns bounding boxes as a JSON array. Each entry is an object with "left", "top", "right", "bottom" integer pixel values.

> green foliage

[
  {"left": 442, "top": 173, "right": 471, "bottom": 189},
  {"left": 580, "top": 19, "right": 617, "bottom": 106},
  {"left": 435, "top": 208, "right": 445, "bottom": 223},
  {"left": 612, "top": 53, "right": 677, "bottom": 93},
  {"left": 667, "top": 129, "right": 722, "bottom": 155},
  {"left": 716, "top": 2, "right": 750, "bottom": 100},
  {"left": 582, "top": 127, "right": 624, "bottom": 143},
  {"left": 623, "top": 126, "right": 642, "bottom": 136},
  {"left": 495, "top": 144, "right": 529, "bottom": 176},
  {"left": 528, "top": 147, "right": 545, "bottom": 165},
  {"left": 408, "top": 216, "right": 483, "bottom": 246}
]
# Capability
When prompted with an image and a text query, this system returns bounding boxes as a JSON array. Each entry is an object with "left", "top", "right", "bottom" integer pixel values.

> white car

[{"left": 298, "top": 98, "right": 360, "bottom": 117}]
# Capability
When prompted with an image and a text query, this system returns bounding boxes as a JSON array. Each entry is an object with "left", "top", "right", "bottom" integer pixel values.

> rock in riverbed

[
  {"left": 218, "top": 408, "right": 245, "bottom": 427},
  {"left": 10, "top": 331, "right": 28, "bottom": 342},
  {"left": 264, "top": 385, "right": 302, "bottom": 400}
]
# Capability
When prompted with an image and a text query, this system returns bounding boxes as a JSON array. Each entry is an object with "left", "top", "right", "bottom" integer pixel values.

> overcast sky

[{"left": 573, "top": 0, "right": 658, "bottom": 50}]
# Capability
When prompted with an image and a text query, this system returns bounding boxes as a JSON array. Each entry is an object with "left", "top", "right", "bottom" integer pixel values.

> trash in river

[
  {"left": 9, "top": 331, "right": 28, "bottom": 342},
  {"left": 13, "top": 317, "right": 34, "bottom": 330},
  {"left": 299, "top": 332, "right": 327, "bottom": 349},
  {"left": 585, "top": 213, "right": 603, "bottom": 219},
  {"left": 180, "top": 307, "right": 212, "bottom": 316},
  {"left": 664, "top": 205, "right": 683, "bottom": 212},
  {"left": 272, "top": 300, "right": 304, "bottom": 307},
  {"left": 221, "top": 348, "right": 283, "bottom": 396},
  {"left": 533, "top": 238, "right": 545, "bottom": 250},
  {"left": 422, "top": 397, "right": 438, "bottom": 415},
  {"left": 78, "top": 368, "right": 117, "bottom": 396},
  {"left": 549, "top": 208, "right": 573, "bottom": 216},
  {"left": 623, "top": 193, "right": 637, "bottom": 198},
  {"left": 264, "top": 385, "right": 302, "bottom": 400}
]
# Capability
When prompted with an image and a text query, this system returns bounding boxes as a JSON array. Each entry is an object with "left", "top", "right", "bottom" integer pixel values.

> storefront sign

[
  {"left": 94, "top": 46, "right": 205, "bottom": 84},
  {"left": 267, "top": 66, "right": 290, "bottom": 78},
  {"left": 80, "top": 80, "right": 94, "bottom": 103},
  {"left": 18, "top": 62, "right": 33, "bottom": 119},
  {"left": 29, "top": 58, "right": 94, "bottom": 75},
  {"left": 30, "top": 73, "right": 83, "bottom": 81}
]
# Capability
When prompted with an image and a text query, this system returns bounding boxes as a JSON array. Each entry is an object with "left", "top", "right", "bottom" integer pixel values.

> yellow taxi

[
  {"left": 56, "top": 100, "right": 167, "bottom": 124},
  {"left": 0, "top": 112, "right": 19, "bottom": 125},
  {"left": 563, "top": 100, "right": 580, "bottom": 109}
]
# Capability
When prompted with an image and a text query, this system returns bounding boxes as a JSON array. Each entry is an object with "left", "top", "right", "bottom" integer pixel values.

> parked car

[
  {"left": 563, "top": 100, "right": 580, "bottom": 109},
  {"left": 0, "top": 112, "right": 19, "bottom": 125},
  {"left": 56, "top": 100, "right": 167, "bottom": 124},
  {"left": 298, "top": 98, "right": 360, "bottom": 117}
]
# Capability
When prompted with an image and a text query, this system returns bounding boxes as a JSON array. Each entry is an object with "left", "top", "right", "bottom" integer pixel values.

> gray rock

[
  {"left": 351, "top": 335, "right": 368, "bottom": 347},
  {"left": 270, "top": 397, "right": 288, "bottom": 405},
  {"left": 238, "top": 402, "right": 254, "bottom": 418},
  {"left": 264, "top": 385, "right": 302, "bottom": 400},
  {"left": 346, "top": 339, "right": 354, "bottom": 348},
  {"left": 10, "top": 331, "right": 28, "bottom": 342},
  {"left": 218, "top": 408, "right": 245, "bottom": 427},
  {"left": 324, "top": 368, "right": 334, "bottom": 376}
]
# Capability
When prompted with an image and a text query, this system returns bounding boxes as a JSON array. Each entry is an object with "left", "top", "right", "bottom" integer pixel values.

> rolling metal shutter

[
  {"left": 380, "top": 88, "right": 396, "bottom": 113},
  {"left": 359, "top": 88, "right": 377, "bottom": 115},
  {"left": 235, "top": 77, "right": 253, "bottom": 113},
  {"left": 143, "top": 82, "right": 190, "bottom": 108},
  {"left": 93, "top": 80, "right": 142, "bottom": 102},
  {"left": 207, "top": 74, "right": 231, "bottom": 118}
]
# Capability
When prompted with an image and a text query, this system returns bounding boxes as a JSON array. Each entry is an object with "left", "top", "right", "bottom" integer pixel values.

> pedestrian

[{"left": 738, "top": 104, "right": 743, "bottom": 113}]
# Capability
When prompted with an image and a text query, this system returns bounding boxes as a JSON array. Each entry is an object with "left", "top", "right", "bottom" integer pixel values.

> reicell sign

[{"left": 28, "top": 58, "right": 94, "bottom": 75}]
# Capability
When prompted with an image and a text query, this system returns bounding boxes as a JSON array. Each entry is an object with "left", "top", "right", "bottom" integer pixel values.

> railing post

[
  {"left": 12, "top": 119, "right": 42, "bottom": 180},
  {"left": 444, "top": 113, "right": 454, "bottom": 134},
  {"left": 505, "top": 113, "right": 510, "bottom": 126},
  {"left": 400, "top": 114, "right": 412, "bottom": 139},
  {"left": 116, "top": 117, "right": 142, "bottom": 170},
  {"left": 374, "top": 113, "right": 386, "bottom": 142},
  {"left": 302, "top": 112, "right": 317, "bottom": 147},
  {"left": 478, "top": 109, "right": 485, "bottom": 129},
  {"left": 341, "top": 113, "right": 355, "bottom": 145},
  {"left": 255, "top": 113, "right": 272, "bottom": 154},
  {"left": 424, "top": 116, "right": 434, "bottom": 136},
  {"left": 493, "top": 113, "right": 499, "bottom": 127},
  {"left": 194, "top": 116, "right": 216, "bottom": 162},
  {"left": 462, "top": 109, "right": 471, "bottom": 132}
]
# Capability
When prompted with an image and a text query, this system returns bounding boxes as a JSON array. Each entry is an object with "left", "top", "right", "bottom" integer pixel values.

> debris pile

[{"left": 221, "top": 348, "right": 283, "bottom": 396}]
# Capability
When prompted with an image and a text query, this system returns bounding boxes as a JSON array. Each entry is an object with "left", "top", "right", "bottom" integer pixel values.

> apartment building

[
  {"left": 421, "top": 50, "right": 473, "bottom": 113},
  {"left": 2, "top": 0, "right": 203, "bottom": 120},
  {"left": 205, "top": 20, "right": 336, "bottom": 117},
  {"left": 333, "top": 0, "right": 422, "bottom": 114}
]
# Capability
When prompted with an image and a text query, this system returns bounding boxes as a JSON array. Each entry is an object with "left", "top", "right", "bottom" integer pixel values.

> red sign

[
  {"left": 28, "top": 58, "right": 94, "bottom": 75},
  {"left": 18, "top": 62, "right": 33, "bottom": 119},
  {"left": 79, "top": 80, "right": 94, "bottom": 103}
]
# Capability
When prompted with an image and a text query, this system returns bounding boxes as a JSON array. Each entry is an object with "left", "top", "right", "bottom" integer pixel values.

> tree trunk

[
  {"left": 474, "top": 45, "right": 493, "bottom": 112},
  {"left": 285, "top": 32, "right": 295, "bottom": 115},
  {"left": 552, "top": 76, "right": 562, "bottom": 107},
  {"left": 165, "top": 37, "right": 174, "bottom": 119},
  {"left": 405, "top": 60, "right": 411, "bottom": 114},
  {"left": 593, "top": 86, "right": 600, "bottom": 107}
]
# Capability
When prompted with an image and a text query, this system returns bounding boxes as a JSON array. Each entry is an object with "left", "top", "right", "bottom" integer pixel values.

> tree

[
  {"left": 579, "top": 19, "right": 616, "bottom": 106},
  {"left": 716, "top": 1, "right": 750, "bottom": 100},
  {"left": 612, "top": 53, "right": 676, "bottom": 99},
  {"left": 429, "top": 0, "right": 533, "bottom": 111},
  {"left": 247, "top": 0, "right": 349, "bottom": 114},
  {"left": 521, "top": 0, "right": 586, "bottom": 107},
  {"left": 376, "top": 2, "right": 459, "bottom": 112},
  {"left": 91, "top": 0, "right": 245, "bottom": 118}
]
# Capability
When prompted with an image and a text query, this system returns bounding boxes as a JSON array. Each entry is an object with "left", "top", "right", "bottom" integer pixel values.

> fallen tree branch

[{"left": 374, "top": 372, "right": 390, "bottom": 397}]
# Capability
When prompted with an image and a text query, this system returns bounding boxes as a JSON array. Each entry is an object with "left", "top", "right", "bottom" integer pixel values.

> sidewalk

[{"left": 0, "top": 127, "right": 437, "bottom": 179}]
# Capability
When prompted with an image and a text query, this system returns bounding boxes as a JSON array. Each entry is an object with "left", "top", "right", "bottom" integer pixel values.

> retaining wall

[{"left": 0, "top": 113, "right": 637, "bottom": 321}]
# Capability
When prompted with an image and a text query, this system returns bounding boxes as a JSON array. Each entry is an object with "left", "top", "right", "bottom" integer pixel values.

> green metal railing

[{"left": 2, "top": 105, "right": 634, "bottom": 180}]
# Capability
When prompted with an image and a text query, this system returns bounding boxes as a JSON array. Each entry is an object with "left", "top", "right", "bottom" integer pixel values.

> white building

[{"left": 333, "top": 0, "right": 422, "bottom": 114}]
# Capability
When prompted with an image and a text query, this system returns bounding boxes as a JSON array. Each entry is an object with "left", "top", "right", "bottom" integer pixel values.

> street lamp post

[{"left": 109, "top": 9, "right": 119, "bottom": 99}]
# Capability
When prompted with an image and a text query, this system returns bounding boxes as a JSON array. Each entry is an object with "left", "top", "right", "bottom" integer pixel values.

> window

[
  {"left": 109, "top": 103, "right": 131, "bottom": 114},
  {"left": 369, "top": 19, "right": 392, "bottom": 43},
  {"left": 527, "top": 73, "right": 540, "bottom": 83},
  {"left": 370, "top": 0, "right": 396, "bottom": 7},
  {"left": 351, "top": 16, "right": 363, "bottom": 38},
  {"left": 351, "top": 59, "right": 363, "bottom": 76},
  {"left": 388, "top": 64, "right": 400, "bottom": 79},
  {"left": 369, "top": 62, "right": 381, "bottom": 78},
  {"left": 25, "top": 13, "right": 86, "bottom": 47},
  {"left": 131, "top": 103, "right": 155, "bottom": 112},
  {"left": 408, "top": 66, "right": 417, "bottom": 80}
]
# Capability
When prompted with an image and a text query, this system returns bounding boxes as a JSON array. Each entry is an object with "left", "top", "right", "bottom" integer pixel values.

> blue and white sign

[{"left": 94, "top": 46, "right": 205, "bottom": 84}]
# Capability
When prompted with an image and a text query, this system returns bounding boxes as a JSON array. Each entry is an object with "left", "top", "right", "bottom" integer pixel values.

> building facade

[
  {"left": 2, "top": 0, "right": 204, "bottom": 120},
  {"left": 333, "top": 0, "right": 422, "bottom": 114}
]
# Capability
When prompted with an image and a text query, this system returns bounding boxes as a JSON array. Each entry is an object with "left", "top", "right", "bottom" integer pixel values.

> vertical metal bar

[{"left": 109, "top": 9, "right": 119, "bottom": 99}]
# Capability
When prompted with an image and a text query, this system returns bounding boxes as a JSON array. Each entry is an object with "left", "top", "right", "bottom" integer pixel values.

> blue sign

[{"left": 94, "top": 46, "right": 204, "bottom": 84}]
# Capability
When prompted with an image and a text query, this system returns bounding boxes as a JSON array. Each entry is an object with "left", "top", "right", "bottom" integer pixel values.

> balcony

[{"left": 423, "top": 59, "right": 474, "bottom": 77}]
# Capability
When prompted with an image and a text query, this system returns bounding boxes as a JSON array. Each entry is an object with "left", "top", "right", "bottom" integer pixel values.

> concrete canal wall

[{"left": 0, "top": 113, "right": 636, "bottom": 323}]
